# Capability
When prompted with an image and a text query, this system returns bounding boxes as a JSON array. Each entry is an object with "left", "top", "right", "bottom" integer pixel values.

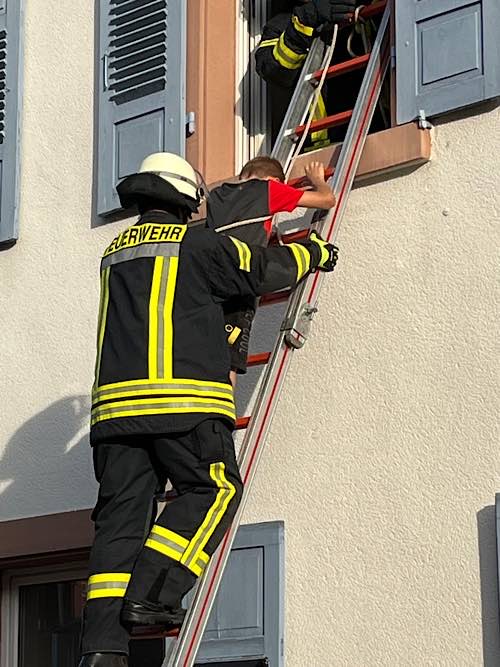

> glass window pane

[
  {"left": 17, "top": 578, "right": 165, "bottom": 667},
  {"left": 18, "top": 580, "right": 85, "bottom": 667}
]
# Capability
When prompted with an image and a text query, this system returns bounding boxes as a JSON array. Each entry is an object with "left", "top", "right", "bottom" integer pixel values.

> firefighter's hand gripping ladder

[{"left": 163, "top": 3, "right": 390, "bottom": 664}]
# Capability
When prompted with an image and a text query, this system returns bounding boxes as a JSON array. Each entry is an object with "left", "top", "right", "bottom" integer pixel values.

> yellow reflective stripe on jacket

[
  {"left": 311, "top": 92, "right": 329, "bottom": 145},
  {"left": 163, "top": 257, "right": 178, "bottom": 378},
  {"left": 93, "top": 384, "right": 234, "bottom": 404},
  {"left": 145, "top": 525, "right": 210, "bottom": 577},
  {"left": 288, "top": 243, "right": 311, "bottom": 281},
  {"left": 148, "top": 256, "right": 165, "bottom": 378},
  {"left": 229, "top": 237, "right": 251, "bottom": 272},
  {"left": 94, "top": 377, "right": 233, "bottom": 395},
  {"left": 148, "top": 256, "right": 179, "bottom": 379},
  {"left": 181, "top": 463, "right": 236, "bottom": 574},
  {"left": 94, "top": 267, "right": 110, "bottom": 386},
  {"left": 273, "top": 33, "right": 306, "bottom": 70},
  {"left": 87, "top": 573, "right": 131, "bottom": 600},
  {"left": 292, "top": 14, "right": 315, "bottom": 37},
  {"left": 91, "top": 397, "right": 236, "bottom": 426},
  {"left": 258, "top": 38, "right": 279, "bottom": 49}
]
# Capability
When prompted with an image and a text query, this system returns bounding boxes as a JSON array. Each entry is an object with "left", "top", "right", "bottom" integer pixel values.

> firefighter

[
  {"left": 79, "top": 152, "right": 339, "bottom": 666},
  {"left": 255, "top": 0, "right": 356, "bottom": 144}
]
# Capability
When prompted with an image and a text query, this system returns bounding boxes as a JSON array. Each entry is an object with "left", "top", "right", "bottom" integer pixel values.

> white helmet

[{"left": 139, "top": 152, "right": 199, "bottom": 201}]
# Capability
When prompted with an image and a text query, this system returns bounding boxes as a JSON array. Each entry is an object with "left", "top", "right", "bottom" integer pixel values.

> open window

[
  {"left": 236, "top": 0, "right": 499, "bottom": 181},
  {"left": 235, "top": 0, "right": 393, "bottom": 170}
]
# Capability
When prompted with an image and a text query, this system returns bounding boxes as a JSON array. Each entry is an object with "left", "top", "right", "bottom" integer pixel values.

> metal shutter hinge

[
  {"left": 417, "top": 110, "right": 432, "bottom": 130},
  {"left": 186, "top": 111, "right": 196, "bottom": 136},
  {"left": 390, "top": 45, "right": 396, "bottom": 69},
  {"left": 283, "top": 302, "right": 318, "bottom": 349}
]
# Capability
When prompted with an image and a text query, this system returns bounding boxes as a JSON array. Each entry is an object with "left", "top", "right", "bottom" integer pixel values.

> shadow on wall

[
  {"left": 0, "top": 396, "right": 97, "bottom": 522},
  {"left": 477, "top": 505, "right": 500, "bottom": 667},
  {"left": 0, "top": 303, "right": 289, "bottom": 521}
]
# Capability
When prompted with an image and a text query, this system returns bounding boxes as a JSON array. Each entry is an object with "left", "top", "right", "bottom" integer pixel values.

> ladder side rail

[
  {"left": 271, "top": 38, "right": 327, "bottom": 167},
  {"left": 165, "top": 6, "right": 390, "bottom": 665},
  {"left": 283, "top": 5, "right": 390, "bottom": 345}
]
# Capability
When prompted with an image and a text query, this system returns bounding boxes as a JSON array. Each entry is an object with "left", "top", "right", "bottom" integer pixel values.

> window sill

[
  {"left": 193, "top": 122, "right": 431, "bottom": 222},
  {"left": 287, "top": 122, "right": 431, "bottom": 186}
]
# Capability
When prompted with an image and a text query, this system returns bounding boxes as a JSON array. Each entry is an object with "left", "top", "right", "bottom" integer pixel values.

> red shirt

[{"left": 266, "top": 180, "right": 304, "bottom": 235}]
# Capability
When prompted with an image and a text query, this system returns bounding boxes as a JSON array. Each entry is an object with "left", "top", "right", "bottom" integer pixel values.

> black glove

[
  {"left": 312, "top": 0, "right": 356, "bottom": 25},
  {"left": 309, "top": 231, "right": 339, "bottom": 272}
]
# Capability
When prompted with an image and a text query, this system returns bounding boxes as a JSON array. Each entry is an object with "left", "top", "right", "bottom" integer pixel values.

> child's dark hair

[{"left": 239, "top": 156, "right": 286, "bottom": 182}]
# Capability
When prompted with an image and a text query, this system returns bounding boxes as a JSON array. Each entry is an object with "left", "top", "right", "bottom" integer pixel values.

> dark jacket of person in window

[{"left": 255, "top": 0, "right": 356, "bottom": 144}]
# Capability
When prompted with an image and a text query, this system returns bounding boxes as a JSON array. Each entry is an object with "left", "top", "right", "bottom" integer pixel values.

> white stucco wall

[
  {"left": 0, "top": 1, "right": 498, "bottom": 663},
  {"left": 0, "top": 0, "right": 126, "bottom": 518},
  {"left": 241, "top": 106, "right": 500, "bottom": 665}
]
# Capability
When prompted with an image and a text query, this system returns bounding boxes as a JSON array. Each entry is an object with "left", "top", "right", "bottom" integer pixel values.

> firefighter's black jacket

[
  {"left": 255, "top": 2, "right": 355, "bottom": 88},
  {"left": 255, "top": 11, "right": 312, "bottom": 89},
  {"left": 91, "top": 211, "right": 321, "bottom": 444}
]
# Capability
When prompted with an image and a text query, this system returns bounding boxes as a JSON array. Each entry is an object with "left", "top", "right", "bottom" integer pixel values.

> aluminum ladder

[{"left": 163, "top": 3, "right": 390, "bottom": 664}]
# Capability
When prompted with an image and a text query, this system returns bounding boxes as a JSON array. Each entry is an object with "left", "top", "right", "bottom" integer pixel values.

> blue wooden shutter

[
  {"left": 0, "top": 0, "right": 22, "bottom": 246},
  {"left": 193, "top": 522, "right": 285, "bottom": 666},
  {"left": 496, "top": 494, "right": 500, "bottom": 615},
  {"left": 97, "top": 0, "right": 186, "bottom": 216},
  {"left": 396, "top": 0, "right": 500, "bottom": 124}
]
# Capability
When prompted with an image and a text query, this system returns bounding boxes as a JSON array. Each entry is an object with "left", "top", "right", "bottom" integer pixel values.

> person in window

[
  {"left": 255, "top": 0, "right": 356, "bottom": 145},
  {"left": 79, "top": 152, "right": 339, "bottom": 666},
  {"left": 207, "top": 155, "right": 335, "bottom": 387}
]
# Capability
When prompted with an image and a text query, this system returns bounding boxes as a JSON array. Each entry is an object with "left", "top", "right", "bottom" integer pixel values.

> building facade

[{"left": 0, "top": 1, "right": 499, "bottom": 665}]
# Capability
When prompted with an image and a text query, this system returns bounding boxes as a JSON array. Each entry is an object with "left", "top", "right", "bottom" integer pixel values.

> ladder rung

[
  {"left": 310, "top": 53, "right": 370, "bottom": 82},
  {"left": 280, "top": 228, "right": 309, "bottom": 243},
  {"left": 247, "top": 352, "right": 271, "bottom": 367},
  {"left": 235, "top": 416, "right": 250, "bottom": 430},
  {"left": 259, "top": 290, "right": 292, "bottom": 306},
  {"left": 131, "top": 627, "right": 180, "bottom": 640},
  {"left": 356, "top": 0, "right": 387, "bottom": 20},
  {"left": 295, "top": 110, "right": 353, "bottom": 136}
]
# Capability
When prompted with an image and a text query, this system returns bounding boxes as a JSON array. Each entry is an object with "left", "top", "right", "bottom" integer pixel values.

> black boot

[
  {"left": 78, "top": 654, "right": 128, "bottom": 667},
  {"left": 121, "top": 598, "right": 186, "bottom": 630}
]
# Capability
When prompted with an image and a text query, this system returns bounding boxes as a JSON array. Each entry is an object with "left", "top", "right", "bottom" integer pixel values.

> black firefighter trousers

[{"left": 80, "top": 419, "right": 243, "bottom": 656}]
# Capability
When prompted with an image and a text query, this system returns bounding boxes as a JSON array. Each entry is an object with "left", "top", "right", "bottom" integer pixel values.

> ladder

[{"left": 163, "top": 3, "right": 390, "bottom": 664}]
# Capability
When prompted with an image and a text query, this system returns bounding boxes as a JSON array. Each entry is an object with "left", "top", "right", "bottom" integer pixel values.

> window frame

[
  {"left": 1, "top": 562, "right": 88, "bottom": 667},
  {"left": 235, "top": 0, "right": 270, "bottom": 173}
]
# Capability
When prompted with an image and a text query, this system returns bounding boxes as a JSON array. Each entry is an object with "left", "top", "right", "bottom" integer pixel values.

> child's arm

[{"left": 297, "top": 161, "right": 336, "bottom": 210}]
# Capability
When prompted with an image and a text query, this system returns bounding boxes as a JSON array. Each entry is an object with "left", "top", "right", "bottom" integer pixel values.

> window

[
  {"left": 235, "top": 1, "right": 269, "bottom": 171},
  {"left": 1, "top": 522, "right": 284, "bottom": 667},
  {"left": 238, "top": 0, "right": 500, "bottom": 175},
  {"left": 1, "top": 565, "right": 168, "bottom": 667},
  {"left": 2, "top": 566, "right": 87, "bottom": 667},
  {"left": 96, "top": 0, "right": 187, "bottom": 217},
  {"left": 236, "top": 1, "right": 392, "bottom": 169},
  {"left": 0, "top": 0, "right": 23, "bottom": 247}
]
